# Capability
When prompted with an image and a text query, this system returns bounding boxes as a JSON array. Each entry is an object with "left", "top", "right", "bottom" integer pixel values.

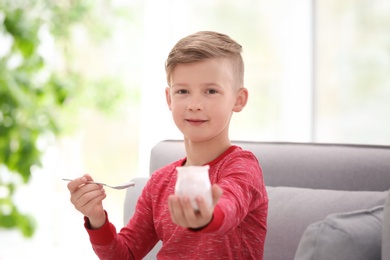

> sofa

[{"left": 124, "top": 140, "right": 390, "bottom": 259}]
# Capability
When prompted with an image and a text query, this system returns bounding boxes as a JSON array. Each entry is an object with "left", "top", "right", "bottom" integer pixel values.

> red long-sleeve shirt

[{"left": 85, "top": 146, "right": 268, "bottom": 259}]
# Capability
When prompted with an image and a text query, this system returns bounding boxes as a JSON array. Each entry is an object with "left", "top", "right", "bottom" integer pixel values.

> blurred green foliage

[{"left": 0, "top": 0, "right": 130, "bottom": 237}]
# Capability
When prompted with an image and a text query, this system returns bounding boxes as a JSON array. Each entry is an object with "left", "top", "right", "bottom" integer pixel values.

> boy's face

[{"left": 166, "top": 58, "right": 247, "bottom": 143}]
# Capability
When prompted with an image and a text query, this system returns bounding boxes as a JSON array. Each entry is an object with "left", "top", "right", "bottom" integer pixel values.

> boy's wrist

[
  {"left": 189, "top": 205, "right": 225, "bottom": 233},
  {"left": 84, "top": 211, "right": 116, "bottom": 246},
  {"left": 188, "top": 215, "right": 214, "bottom": 232},
  {"left": 85, "top": 213, "right": 107, "bottom": 230},
  {"left": 90, "top": 217, "right": 106, "bottom": 230}
]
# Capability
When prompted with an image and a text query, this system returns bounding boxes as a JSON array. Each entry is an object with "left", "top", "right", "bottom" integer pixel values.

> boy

[{"left": 67, "top": 31, "right": 268, "bottom": 259}]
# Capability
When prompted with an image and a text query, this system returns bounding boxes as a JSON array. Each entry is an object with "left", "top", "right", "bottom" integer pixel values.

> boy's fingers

[
  {"left": 66, "top": 174, "right": 95, "bottom": 193},
  {"left": 168, "top": 196, "right": 181, "bottom": 222},
  {"left": 77, "top": 190, "right": 106, "bottom": 211},
  {"left": 170, "top": 191, "right": 222, "bottom": 229},
  {"left": 77, "top": 188, "right": 105, "bottom": 207},
  {"left": 169, "top": 195, "right": 190, "bottom": 226},
  {"left": 196, "top": 196, "right": 210, "bottom": 213},
  {"left": 67, "top": 177, "right": 86, "bottom": 193},
  {"left": 83, "top": 173, "right": 93, "bottom": 181},
  {"left": 74, "top": 191, "right": 106, "bottom": 219},
  {"left": 181, "top": 197, "right": 196, "bottom": 219}
]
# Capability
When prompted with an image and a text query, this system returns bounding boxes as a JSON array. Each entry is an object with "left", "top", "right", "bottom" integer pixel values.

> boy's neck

[{"left": 184, "top": 137, "right": 231, "bottom": 166}]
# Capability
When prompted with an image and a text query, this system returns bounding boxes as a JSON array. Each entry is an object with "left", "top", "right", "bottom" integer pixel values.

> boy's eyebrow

[
  {"left": 171, "top": 83, "right": 189, "bottom": 88},
  {"left": 171, "top": 82, "right": 221, "bottom": 88},
  {"left": 203, "top": 82, "right": 221, "bottom": 88}
]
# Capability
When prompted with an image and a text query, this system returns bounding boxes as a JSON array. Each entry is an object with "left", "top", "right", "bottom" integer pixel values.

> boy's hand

[
  {"left": 168, "top": 184, "right": 223, "bottom": 229},
  {"left": 67, "top": 174, "right": 107, "bottom": 229}
]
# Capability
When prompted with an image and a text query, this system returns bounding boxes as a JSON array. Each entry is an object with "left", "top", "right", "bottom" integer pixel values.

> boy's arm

[
  {"left": 84, "top": 212, "right": 116, "bottom": 246},
  {"left": 168, "top": 153, "right": 266, "bottom": 233},
  {"left": 199, "top": 152, "right": 268, "bottom": 235},
  {"left": 83, "top": 180, "right": 159, "bottom": 260}
]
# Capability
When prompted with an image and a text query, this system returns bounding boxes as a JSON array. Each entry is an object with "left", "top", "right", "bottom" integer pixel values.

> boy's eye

[
  {"left": 206, "top": 89, "right": 218, "bottom": 94},
  {"left": 177, "top": 89, "right": 189, "bottom": 94}
]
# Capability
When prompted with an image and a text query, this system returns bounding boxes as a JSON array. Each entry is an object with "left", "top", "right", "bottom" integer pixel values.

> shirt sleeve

[
  {"left": 84, "top": 212, "right": 137, "bottom": 260},
  {"left": 188, "top": 150, "right": 266, "bottom": 235},
  {"left": 83, "top": 178, "right": 159, "bottom": 260},
  {"left": 84, "top": 212, "right": 117, "bottom": 245},
  {"left": 212, "top": 151, "right": 267, "bottom": 235},
  {"left": 188, "top": 204, "right": 225, "bottom": 232}
]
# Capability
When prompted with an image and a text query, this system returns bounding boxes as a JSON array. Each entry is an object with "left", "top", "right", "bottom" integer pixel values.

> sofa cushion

[
  {"left": 294, "top": 206, "right": 383, "bottom": 260},
  {"left": 383, "top": 190, "right": 390, "bottom": 259},
  {"left": 264, "top": 186, "right": 387, "bottom": 260}
]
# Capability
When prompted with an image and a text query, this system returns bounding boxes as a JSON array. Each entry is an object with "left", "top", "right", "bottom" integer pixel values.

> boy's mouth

[{"left": 186, "top": 119, "right": 207, "bottom": 125}]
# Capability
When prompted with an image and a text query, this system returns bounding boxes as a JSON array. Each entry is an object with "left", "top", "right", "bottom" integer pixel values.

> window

[{"left": 315, "top": 0, "right": 390, "bottom": 144}]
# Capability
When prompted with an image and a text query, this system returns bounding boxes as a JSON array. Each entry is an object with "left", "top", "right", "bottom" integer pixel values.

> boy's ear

[
  {"left": 165, "top": 87, "right": 172, "bottom": 110},
  {"left": 233, "top": 87, "right": 248, "bottom": 112}
]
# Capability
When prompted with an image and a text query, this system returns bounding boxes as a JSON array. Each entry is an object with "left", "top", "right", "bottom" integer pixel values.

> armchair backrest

[{"left": 149, "top": 140, "right": 390, "bottom": 191}]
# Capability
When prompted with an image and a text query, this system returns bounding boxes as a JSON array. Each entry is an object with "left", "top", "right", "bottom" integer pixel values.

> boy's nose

[{"left": 187, "top": 95, "right": 204, "bottom": 110}]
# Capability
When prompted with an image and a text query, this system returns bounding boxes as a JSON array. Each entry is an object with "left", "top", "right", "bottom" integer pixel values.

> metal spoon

[{"left": 62, "top": 178, "right": 135, "bottom": 190}]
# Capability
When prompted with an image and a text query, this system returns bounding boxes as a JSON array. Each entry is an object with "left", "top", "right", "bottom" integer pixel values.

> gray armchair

[{"left": 124, "top": 140, "right": 390, "bottom": 259}]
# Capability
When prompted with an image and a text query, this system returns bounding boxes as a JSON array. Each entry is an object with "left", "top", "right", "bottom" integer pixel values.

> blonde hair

[{"left": 165, "top": 31, "right": 244, "bottom": 88}]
